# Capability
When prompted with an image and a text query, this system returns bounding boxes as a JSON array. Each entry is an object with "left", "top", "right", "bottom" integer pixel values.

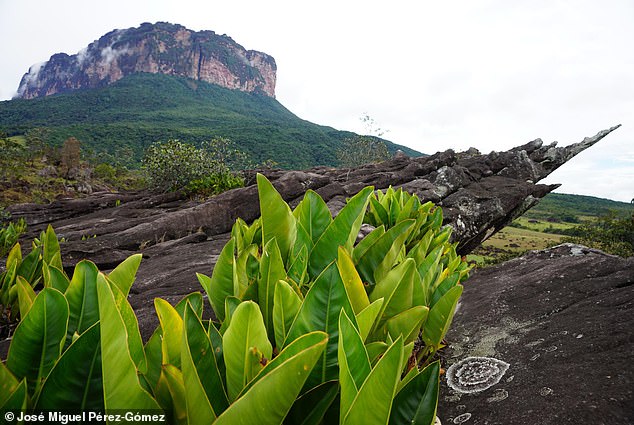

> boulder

[{"left": 439, "top": 244, "right": 634, "bottom": 424}]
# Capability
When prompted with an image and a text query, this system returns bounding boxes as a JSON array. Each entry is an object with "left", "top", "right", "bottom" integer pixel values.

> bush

[
  {"left": 186, "top": 171, "right": 244, "bottom": 197},
  {"left": 336, "top": 136, "right": 391, "bottom": 168},
  {"left": 1, "top": 177, "right": 469, "bottom": 424},
  {"left": 142, "top": 138, "right": 249, "bottom": 193},
  {"left": 563, "top": 211, "right": 634, "bottom": 257}
]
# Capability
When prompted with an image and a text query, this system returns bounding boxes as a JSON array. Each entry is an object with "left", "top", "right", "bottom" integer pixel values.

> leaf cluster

[{"left": 1, "top": 178, "right": 468, "bottom": 424}]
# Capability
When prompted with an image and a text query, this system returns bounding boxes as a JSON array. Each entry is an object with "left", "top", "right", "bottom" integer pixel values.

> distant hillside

[
  {"left": 524, "top": 192, "right": 633, "bottom": 222},
  {"left": 0, "top": 73, "right": 420, "bottom": 168}
]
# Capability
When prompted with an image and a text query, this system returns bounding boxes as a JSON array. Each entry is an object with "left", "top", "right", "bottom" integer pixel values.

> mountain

[
  {"left": 1, "top": 22, "right": 420, "bottom": 168},
  {"left": 16, "top": 22, "right": 276, "bottom": 99}
]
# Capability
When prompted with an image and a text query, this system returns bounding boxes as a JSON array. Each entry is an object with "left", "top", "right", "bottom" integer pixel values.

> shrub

[
  {"left": 142, "top": 138, "right": 249, "bottom": 193},
  {"left": 336, "top": 136, "right": 391, "bottom": 168},
  {"left": 185, "top": 171, "right": 244, "bottom": 197},
  {"left": 0, "top": 176, "right": 469, "bottom": 424},
  {"left": 563, "top": 211, "right": 634, "bottom": 257}
]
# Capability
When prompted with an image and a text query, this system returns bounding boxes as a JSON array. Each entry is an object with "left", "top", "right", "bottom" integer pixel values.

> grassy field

[{"left": 468, "top": 193, "right": 633, "bottom": 266}]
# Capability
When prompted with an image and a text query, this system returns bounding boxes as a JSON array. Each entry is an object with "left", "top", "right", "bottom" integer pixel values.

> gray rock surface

[{"left": 439, "top": 244, "right": 634, "bottom": 425}]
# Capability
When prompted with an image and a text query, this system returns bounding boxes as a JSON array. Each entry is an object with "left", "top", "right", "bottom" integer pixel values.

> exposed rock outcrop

[
  {"left": 439, "top": 244, "right": 634, "bottom": 424},
  {"left": 16, "top": 22, "right": 276, "bottom": 99},
  {"left": 5, "top": 126, "right": 620, "bottom": 339}
]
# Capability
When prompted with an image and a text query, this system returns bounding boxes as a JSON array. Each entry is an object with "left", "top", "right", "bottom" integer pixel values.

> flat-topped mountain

[{"left": 16, "top": 22, "right": 277, "bottom": 99}]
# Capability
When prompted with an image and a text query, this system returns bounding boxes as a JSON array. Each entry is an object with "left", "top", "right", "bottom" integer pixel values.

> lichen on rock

[{"left": 446, "top": 356, "right": 510, "bottom": 394}]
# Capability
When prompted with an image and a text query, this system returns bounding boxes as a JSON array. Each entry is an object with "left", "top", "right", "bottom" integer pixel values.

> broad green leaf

[
  {"left": 173, "top": 292, "right": 204, "bottom": 318},
  {"left": 355, "top": 219, "right": 414, "bottom": 287},
  {"left": 338, "top": 247, "right": 370, "bottom": 314},
  {"left": 16, "top": 276, "right": 36, "bottom": 319},
  {"left": 214, "top": 332, "right": 327, "bottom": 425},
  {"left": 390, "top": 361, "right": 440, "bottom": 425},
  {"left": 42, "top": 262, "right": 70, "bottom": 292},
  {"left": 285, "top": 261, "right": 357, "bottom": 389},
  {"left": 285, "top": 380, "right": 339, "bottom": 425},
  {"left": 273, "top": 279, "right": 302, "bottom": 349},
  {"left": 97, "top": 276, "right": 161, "bottom": 410},
  {"left": 369, "top": 259, "right": 419, "bottom": 334},
  {"left": 259, "top": 238, "right": 287, "bottom": 339},
  {"left": 385, "top": 305, "right": 429, "bottom": 344},
  {"left": 7, "top": 288, "right": 68, "bottom": 395},
  {"left": 368, "top": 196, "right": 389, "bottom": 227},
  {"left": 143, "top": 328, "right": 163, "bottom": 391},
  {"left": 429, "top": 272, "right": 461, "bottom": 309},
  {"left": 356, "top": 298, "right": 384, "bottom": 342},
  {"left": 65, "top": 260, "right": 100, "bottom": 348},
  {"left": 353, "top": 225, "right": 385, "bottom": 264},
  {"left": 155, "top": 298, "right": 184, "bottom": 368},
  {"left": 421, "top": 285, "right": 463, "bottom": 350},
  {"left": 219, "top": 296, "right": 241, "bottom": 335},
  {"left": 107, "top": 253, "right": 142, "bottom": 297},
  {"left": 293, "top": 190, "right": 333, "bottom": 250},
  {"left": 42, "top": 225, "right": 62, "bottom": 270},
  {"left": 0, "top": 361, "right": 19, "bottom": 407},
  {"left": 200, "top": 238, "right": 237, "bottom": 321},
  {"left": 257, "top": 173, "right": 297, "bottom": 265},
  {"left": 36, "top": 322, "right": 103, "bottom": 410},
  {"left": 338, "top": 309, "right": 371, "bottom": 420},
  {"left": 343, "top": 337, "right": 404, "bottom": 425},
  {"left": 6, "top": 241, "right": 22, "bottom": 268},
  {"left": 17, "top": 245, "right": 42, "bottom": 285},
  {"left": 240, "top": 331, "right": 328, "bottom": 395},
  {"left": 161, "top": 364, "right": 187, "bottom": 425},
  {"left": 287, "top": 244, "right": 308, "bottom": 287},
  {"left": 366, "top": 341, "right": 389, "bottom": 364},
  {"left": 222, "top": 301, "right": 273, "bottom": 401},
  {"left": 0, "top": 379, "right": 28, "bottom": 411},
  {"left": 108, "top": 276, "right": 147, "bottom": 373},
  {"left": 308, "top": 186, "right": 374, "bottom": 279},
  {"left": 236, "top": 244, "right": 259, "bottom": 294},
  {"left": 182, "top": 304, "right": 228, "bottom": 421}
]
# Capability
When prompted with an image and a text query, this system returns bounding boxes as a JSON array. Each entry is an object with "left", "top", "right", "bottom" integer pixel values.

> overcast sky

[{"left": 1, "top": 0, "right": 632, "bottom": 201}]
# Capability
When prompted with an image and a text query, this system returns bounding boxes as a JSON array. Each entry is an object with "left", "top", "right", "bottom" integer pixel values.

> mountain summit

[{"left": 16, "top": 22, "right": 277, "bottom": 99}]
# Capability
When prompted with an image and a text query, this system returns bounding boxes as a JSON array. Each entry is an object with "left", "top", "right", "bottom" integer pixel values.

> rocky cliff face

[{"left": 16, "top": 22, "right": 277, "bottom": 99}]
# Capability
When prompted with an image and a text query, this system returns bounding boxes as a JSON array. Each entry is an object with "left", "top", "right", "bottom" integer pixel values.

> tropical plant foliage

[
  {"left": 0, "top": 176, "right": 469, "bottom": 424},
  {"left": 0, "top": 225, "right": 60, "bottom": 325},
  {"left": 0, "top": 218, "right": 27, "bottom": 258}
]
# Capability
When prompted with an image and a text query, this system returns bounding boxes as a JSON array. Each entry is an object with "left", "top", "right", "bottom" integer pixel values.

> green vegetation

[
  {"left": 0, "top": 219, "right": 26, "bottom": 258},
  {"left": 141, "top": 138, "right": 246, "bottom": 193},
  {"left": 0, "top": 226, "right": 61, "bottom": 326},
  {"left": 1, "top": 176, "right": 466, "bottom": 424},
  {"left": 470, "top": 193, "right": 633, "bottom": 264},
  {"left": 336, "top": 136, "right": 391, "bottom": 167},
  {"left": 563, "top": 212, "right": 634, "bottom": 257},
  {"left": 0, "top": 73, "right": 419, "bottom": 169}
]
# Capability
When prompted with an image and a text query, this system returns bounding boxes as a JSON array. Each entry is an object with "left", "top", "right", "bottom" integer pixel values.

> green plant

[
  {"left": 142, "top": 137, "right": 249, "bottom": 193},
  {"left": 563, "top": 211, "right": 634, "bottom": 257},
  {"left": 186, "top": 171, "right": 245, "bottom": 197},
  {"left": 336, "top": 136, "right": 391, "bottom": 168},
  {"left": 193, "top": 174, "right": 471, "bottom": 421},
  {"left": 0, "top": 218, "right": 27, "bottom": 258},
  {"left": 0, "top": 225, "right": 61, "bottom": 325},
  {"left": 1, "top": 176, "right": 467, "bottom": 424}
]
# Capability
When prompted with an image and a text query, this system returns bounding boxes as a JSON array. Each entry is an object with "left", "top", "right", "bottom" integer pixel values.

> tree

[
  {"left": 0, "top": 132, "right": 27, "bottom": 181},
  {"left": 60, "top": 137, "right": 81, "bottom": 178}
]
